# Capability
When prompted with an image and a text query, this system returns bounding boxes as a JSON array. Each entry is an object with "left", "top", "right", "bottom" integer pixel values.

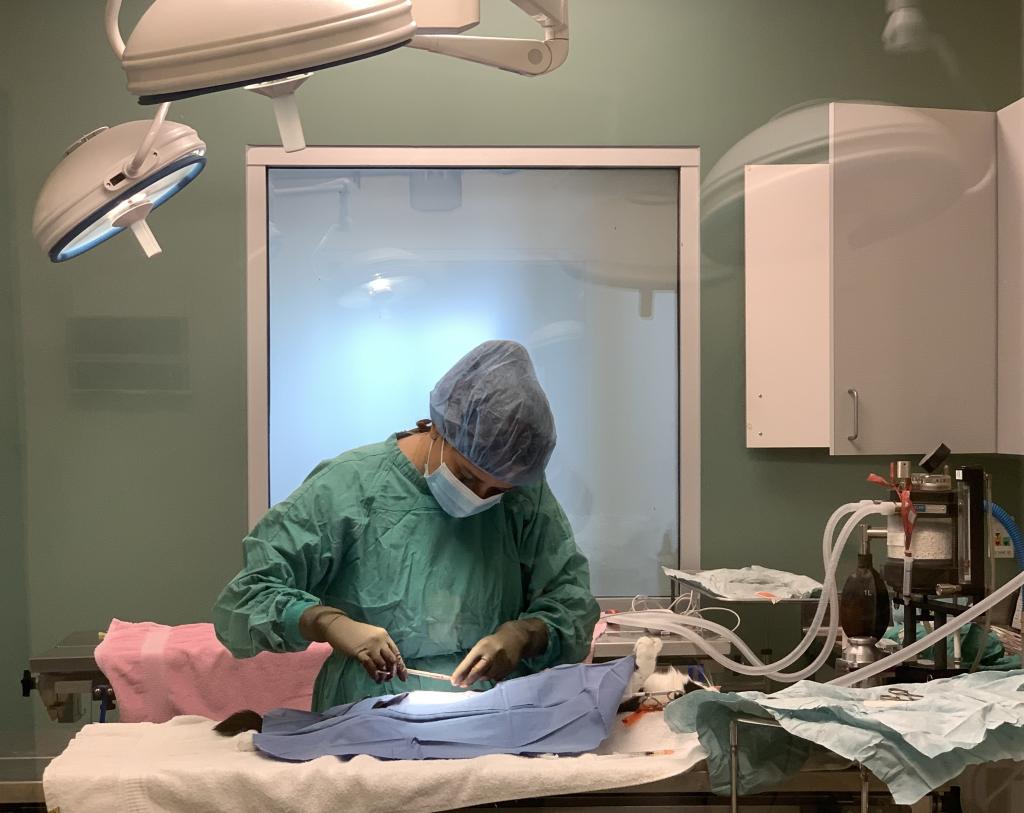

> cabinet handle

[{"left": 847, "top": 388, "right": 859, "bottom": 442}]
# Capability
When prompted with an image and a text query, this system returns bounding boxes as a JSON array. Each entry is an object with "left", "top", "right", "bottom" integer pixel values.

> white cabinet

[
  {"left": 830, "top": 103, "right": 996, "bottom": 455},
  {"left": 746, "top": 102, "right": 998, "bottom": 456},
  {"left": 998, "top": 98, "right": 1024, "bottom": 455},
  {"left": 745, "top": 164, "right": 830, "bottom": 448}
]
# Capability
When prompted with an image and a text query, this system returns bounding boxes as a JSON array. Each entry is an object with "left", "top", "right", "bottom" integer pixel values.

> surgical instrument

[
  {"left": 405, "top": 667, "right": 455, "bottom": 683},
  {"left": 878, "top": 687, "right": 922, "bottom": 702}
]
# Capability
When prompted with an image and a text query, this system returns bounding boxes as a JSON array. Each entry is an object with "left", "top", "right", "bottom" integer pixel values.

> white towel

[
  {"left": 663, "top": 565, "right": 822, "bottom": 602},
  {"left": 44, "top": 714, "right": 705, "bottom": 813}
]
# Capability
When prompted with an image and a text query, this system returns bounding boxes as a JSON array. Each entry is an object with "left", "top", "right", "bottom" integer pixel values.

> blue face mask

[{"left": 424, "top": 436, "right": 503, "bottom": 518}]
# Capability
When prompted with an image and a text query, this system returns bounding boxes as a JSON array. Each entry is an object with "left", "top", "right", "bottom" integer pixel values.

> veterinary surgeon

[{"left": 214, "top": 339, "right": 600, "bottom": 709}]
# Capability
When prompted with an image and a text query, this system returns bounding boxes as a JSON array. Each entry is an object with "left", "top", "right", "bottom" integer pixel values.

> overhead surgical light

[
  {"left": 701, "top": 100, "right": 969, "bottom": 265},
  {"left": 33, "top": 109, "right": 206, "bottom": 262},
  {"left": 882, "top": 0, "right": 930, "bottom": 54},
  {"left": 36, "top": 0, "right": 571, "bottom": 264},
  {"left": 366, "top": 274, "right": 394, "bottom": 295},
  {"left": 106, "top": 0, "right": 418, "bottom": 152},
  {"left": 335, "top": 249, "right": 426, "bottom": 309},
  {"left": 410, "top": 0, "right": 568, "bottom": 76}
]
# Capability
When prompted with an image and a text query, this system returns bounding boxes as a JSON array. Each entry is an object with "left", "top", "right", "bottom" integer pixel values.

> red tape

[{"left": 867, "top": 472, "right": 917, "bottom": 551}]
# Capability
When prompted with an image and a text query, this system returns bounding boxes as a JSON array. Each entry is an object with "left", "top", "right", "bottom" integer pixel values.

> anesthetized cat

[
  {"left": 617, "top": 636, "right": 710, "bottom": 713},
  {"left": 213, "top": 637, "right": 708, "bottom": 736}
]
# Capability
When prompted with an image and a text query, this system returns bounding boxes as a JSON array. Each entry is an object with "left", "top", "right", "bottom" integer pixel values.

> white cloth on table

[
  {"left": 43, "top": 713, "right": 705, "bottom": 813},
  {"left": 663, "top": 565, "right": 822, "bottom": 602}
]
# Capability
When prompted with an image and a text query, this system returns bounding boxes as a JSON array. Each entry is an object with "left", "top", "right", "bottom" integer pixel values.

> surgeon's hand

[
  {"left": 300, "top": 606, "right": 408, "bottom": 683},
  {"left": 452, "top": 618, "right": 549, "bottom": 688}
]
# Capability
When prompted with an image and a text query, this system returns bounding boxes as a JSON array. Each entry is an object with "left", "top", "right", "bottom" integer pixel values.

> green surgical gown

[{"left": 213, "top": 434, "right": 600, "bottom": 709}]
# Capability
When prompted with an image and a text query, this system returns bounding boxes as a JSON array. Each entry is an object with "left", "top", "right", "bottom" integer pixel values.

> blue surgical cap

[{"left": 429, "top": 340, "right": 556, "bottom": 487}]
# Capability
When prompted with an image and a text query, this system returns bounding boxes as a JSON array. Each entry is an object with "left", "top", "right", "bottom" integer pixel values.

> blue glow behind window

[{"left": 267, "top": 167, "right": 678, "bottom": 596}]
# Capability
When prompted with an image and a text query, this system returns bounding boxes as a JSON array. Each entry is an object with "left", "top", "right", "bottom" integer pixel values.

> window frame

[{"left": 245, "top": 146, "right": 702, "bottom": 603}]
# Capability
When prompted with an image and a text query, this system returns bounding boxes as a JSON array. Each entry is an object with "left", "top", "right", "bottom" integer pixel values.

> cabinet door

[
  {"left": 829, "top": 103, "right": 996, "bottom": 455},
  {"left": 998, "top": 98, "right": 1024, "bottom": 455},
  {"left": 745, "top": 164, "right": 830, "bottom": 448}
]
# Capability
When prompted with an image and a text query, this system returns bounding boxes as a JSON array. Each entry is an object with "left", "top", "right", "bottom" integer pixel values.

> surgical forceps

[
  {"left": 405, "top": 668, "right": 455, "bottom": 683},
  {"left": 879, "top": 687, "right": 923, "bottom": 702},
  {"left": 375, "top": 667, "right": 455, "bottom": 683}
]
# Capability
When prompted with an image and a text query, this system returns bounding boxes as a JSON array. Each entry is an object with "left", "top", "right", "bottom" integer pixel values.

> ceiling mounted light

[
  {"left": 334, "top": 249, "right": 426, "bottom": 309},
  {"left": 882, "top": 0, "right": 930, "bottom": 54},
  {"left": 35, "top": 0, "right": 573, "bottom": 264},
  {"left": 701, "top": 100, "right": 970, "bottom": 272},
  {"left": 33, "top": 110, "right": 206, "bottom": 262},
  {"left": 105, "top": 0, "right": 418, "bottom": 152},
  {"left": 410, "top": 0, "right": 568, "bottom": 76}
]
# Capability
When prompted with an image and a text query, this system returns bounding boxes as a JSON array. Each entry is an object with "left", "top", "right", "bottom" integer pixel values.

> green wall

[
  {"left": 2, "top": 0, "right": 1022, "bottom": 724},
  {"left": 0, "top": 20, "right": 31, "bottom": 736}
]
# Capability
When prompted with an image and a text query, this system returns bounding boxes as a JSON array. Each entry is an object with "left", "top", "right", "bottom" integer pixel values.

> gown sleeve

[
  {"left": 515, "top": 480, "right": 600, "bottom": 671},
  {"left": 213, "top": 461, "right": 361, "bottom": 657}
]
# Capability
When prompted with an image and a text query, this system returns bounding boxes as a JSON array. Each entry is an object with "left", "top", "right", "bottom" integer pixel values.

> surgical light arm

[{"left": 409, "top": 0, "right": 569, "bottom": 76}]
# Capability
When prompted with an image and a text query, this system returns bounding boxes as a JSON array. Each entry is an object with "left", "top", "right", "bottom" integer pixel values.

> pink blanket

[{"left": 94, "top": 619, "right": 332, "bottom": 723}]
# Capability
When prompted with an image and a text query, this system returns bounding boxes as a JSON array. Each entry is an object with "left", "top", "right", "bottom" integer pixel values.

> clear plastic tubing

[
  {"left": 612, "top": 497, "right": 1024, "bottom": 686},
  {"left": 609, "top": 501, "right": 860, "bottom": 677},
  {"left": 830, "top": 565, "right": 1024, "bottom": 686},
  {"left": 609, "top": 500, "right": 895, "bottom": 681}
]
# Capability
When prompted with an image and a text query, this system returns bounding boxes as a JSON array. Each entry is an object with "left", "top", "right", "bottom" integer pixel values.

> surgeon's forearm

[
  {"left": 298, "top": 605, "right": 346, "bottom": 643},
  {"left": 506, "top": 617, "right": 549, "bottom": 659}
]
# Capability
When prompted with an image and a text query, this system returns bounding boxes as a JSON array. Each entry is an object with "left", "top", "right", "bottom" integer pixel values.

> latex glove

[
  {"left": 451, "top": 618, "right": 548, "bottom": 688},
  {"left": 300, "top": 605, "right": 408, "bottom": 683}
]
